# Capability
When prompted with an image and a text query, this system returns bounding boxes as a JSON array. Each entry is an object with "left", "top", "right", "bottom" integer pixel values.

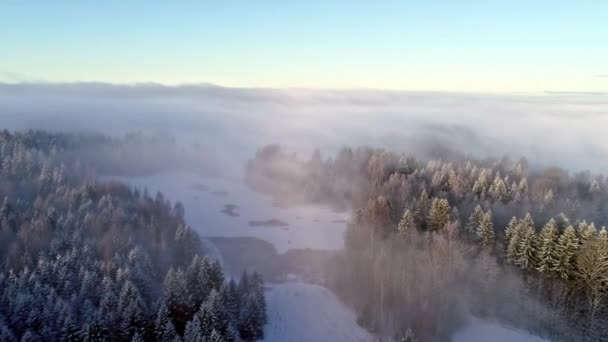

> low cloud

[{"left": 1, "top": 82, "right": 607, "bottom": 174}]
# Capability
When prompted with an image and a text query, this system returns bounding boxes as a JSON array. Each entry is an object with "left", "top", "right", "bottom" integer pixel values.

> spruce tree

[
  {"left": 536, "top": 218, "right": 559, "bottom": 274},
  {"left": 61, "top": 315, "right": 80, "bottom": 342},
  {"left": 506, "top": 219, "right": 522, "bottom": 264},
  {"left": 163, "top": 267, "right": 191, "bottom": 334},
  {"left": 130, "top": 332, "right": 144, "bottom": 342},
  {"left": 238, "top": 293, "right": 263, "bottom": 341},
  {"left": 552, "top": 225, "right": 579, "bottom": 280},
  {"left": 209, "top": 260, "right": 225, "bottom": 291},
  {"left": 515, "top": 214, "right": 537, "bottom": 271},
  {"left": 223, "top": 280, "right": 240, "bottom": 321},
  {"left": 206, "top": 290, "right": 235, "bottom": 341},
  {"left": 250, "top": 272, "right": 267, "bottom": 326},
  {"left": 155, "top": 304, "right": 175, "bottom": 342},
  {"left": 466, "top": 205, "right": 484, "bottom": 236},
  {"left": 427, "top": 198, "right": 451, "bottom": 231},
  {"left": 397, "top": 209, "right": 415, "bottom": 239},
  {"left": 577, "top": 221, "right": 597, "bottom": 246},
  {"left": 183, "top": 318, "right": 203, "bottom": 342},
  {"left": 504, "top": 216, "right": 519, "bottom": 243},
  {"left": 476, "top": 211, "right": 495, "bottom": 248}
]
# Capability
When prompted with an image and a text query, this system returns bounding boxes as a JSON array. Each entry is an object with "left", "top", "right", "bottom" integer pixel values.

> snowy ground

[
  {"left": 264, "top": 283, "right": 374, "bottom": 342},
  {"left": 108, "top": 171, "right": 348, "bottom": 253},
  {"left": 452, "top": 317, "right": 549, "bottom": 342}
]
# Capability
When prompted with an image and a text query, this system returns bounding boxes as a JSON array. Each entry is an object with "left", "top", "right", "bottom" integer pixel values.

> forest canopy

[{"left": 0, "top": 130, "right": 266, "bottom": 342}]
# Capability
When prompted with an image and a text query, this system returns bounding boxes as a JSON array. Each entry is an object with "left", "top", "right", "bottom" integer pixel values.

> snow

[
  {"left": 109, "top": 171, "right": 371, "bottom": 341},
  {"left": 452, "top": 317, "right": 550, "bottom": 342},
  {"left": 264, "top": 282, "right": 374, "bottom": 342},
  {"left": 108, "top": 171, "right": 349, "bottom": 253}
]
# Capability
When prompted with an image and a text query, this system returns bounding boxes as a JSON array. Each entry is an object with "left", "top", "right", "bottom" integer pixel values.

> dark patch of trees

[
  {"left": 0, "top": 130, "right": 266, "bottom": 341},
  {"left": 247, "top": 144, "right": 608, "bottom": 341}
]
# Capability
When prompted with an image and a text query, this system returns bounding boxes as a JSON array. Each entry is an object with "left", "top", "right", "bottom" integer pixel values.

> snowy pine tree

[
  {"left": 536, "top": 218, "right": 559, "bottom": 274},
  {"left": 476, "top": 211, "right": 495, "bottom": 248},
  {"left": 466, "top": 205, "right": 484, "bottom": 236},
  {"left": 514, "top": 214, "right": 537, "bottom": 270},
  {"left": 427, "top": 198, "right": 451, "bottom": 231},
  {"left": 397, "top": 209, "right": 415, "bottom": 238},
  {"left": 552, "top": 225, "right": 579, "bottom": 280},
  {"left": 183, "top": 318, "right": 203, "bottom": 342},
  {"left": 163, "top": 267, "right": 192, "bottom": 334}
]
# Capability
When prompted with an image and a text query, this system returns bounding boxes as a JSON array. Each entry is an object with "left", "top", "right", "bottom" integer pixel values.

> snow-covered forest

[
  {"left": 0, "top": 130, "right": 266, "bottom": 341},
  {"left": 247, "top": 144, "right": 608, "bottom": 341}
]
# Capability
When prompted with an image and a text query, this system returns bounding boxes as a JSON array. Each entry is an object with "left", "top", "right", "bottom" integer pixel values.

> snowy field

[
  {"left": 452, "top": 317, "right": 549, "bottom": 342},
  {"left": 264, "top": 282, "right": 374, "bottom": 342},
  {"left": 108, "top": 171, "right": 348, "bottom": 253}
]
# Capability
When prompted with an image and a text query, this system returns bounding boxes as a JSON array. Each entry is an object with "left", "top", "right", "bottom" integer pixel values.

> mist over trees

[
  {"left": 247, "top": 144, "right": 608, "bottom": 341},
  {"left": 0, "top": 130, "right": 266, "bottom": 341}
]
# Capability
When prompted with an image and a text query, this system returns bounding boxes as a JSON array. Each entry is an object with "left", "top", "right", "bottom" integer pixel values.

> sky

[{"left": 1, "top": 1, "right": 607, "bottom": 92}]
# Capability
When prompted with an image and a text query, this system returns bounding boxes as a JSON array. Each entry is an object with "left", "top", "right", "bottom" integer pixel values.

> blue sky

[{"left": 1, "top": 1, "right": 606, "bottom": 92}]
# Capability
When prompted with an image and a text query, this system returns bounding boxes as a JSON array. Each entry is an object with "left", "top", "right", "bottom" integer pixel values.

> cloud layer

[{"left": 1, "top": 82, "right": 607, "bottom": 174}]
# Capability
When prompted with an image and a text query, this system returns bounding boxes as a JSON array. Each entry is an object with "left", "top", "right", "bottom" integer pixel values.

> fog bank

[{"left": 1, "top": 82, "right": 607, "bottom": 174}]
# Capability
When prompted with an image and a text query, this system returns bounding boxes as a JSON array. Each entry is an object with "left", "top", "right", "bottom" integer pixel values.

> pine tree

[
  {"left": 0, "top": 321, "right": 16, "bottom": 342},
  {"left": 209, "top": 260, "right": 225, "bottom": 291},
  {"left": 183, "top": 318, "right": 203, "bottom": 342},
  {"left": 208, "top": 329, "right": 225, "bottom": 342},
  {"left": 397, "top": 209, "right": 415, "bottom": 238},
  {"left": 491, "top": 174, "right": 509, "bottom": 202},
  {"left": 476, "top": 211, "right": 495, "bottom": 248},
  {"left": 206, "top": 290, "right": 235, "bottom": 342},
  {"left": 506, "top": 218, "right": 523, "bottom": 265},
  {"left": 472, "top": 170, "right": 488, "bottom": 196},
  {"left": 250, "top": 272, "right": 266, "bottom": 326},
  {"left": 155, "top": 304, "right": 176, "bottom": 342},
  {"left": 574, "top": 228, "right": 608, "bottom": 316},
  {"left": 518, "top": 178, "right": 528, "bottom": 194},
  {"left": 552, "top": 225, "right": 579, "bottom": 280},
  {"left": 62, "top": 315, "right": 81, "bottom": 342},
  {"left": 577, "top": 221, "right": 597, "bottom": 246},
  {"left": 187, "top": 255, "right": 212, "bottom": 308},
  {"left": 163, "top": 267, "right": 191, "bottom": 334},
  {"left": 504, "top": 216, "right": 519, "bottom": 243},
  {"left": 120, "top": 300, "right": 146, "bottom": 341},
  {"left": 466, "top": 205, "right": 484, "bottom": 236},
  {"left": 196, "top": 303, "right": 213, "bottom": 339},
  {"left": 98, "top": 290, "right": 118, "bottom": 339},
  {"left": 130, "top": 332, "right": 144, "bottom": 342},
  {"left": 238, "top": 293, "right": 263, "bottom": 341},
  {"left": 514, "top": 214, "right": 537, "bottom": 271},
  {"left": 159, "top": 321, "right": 178, "bottom": 342},
  {"left": 223, "top": 280, "right": 240, "bottom": 321},
  {"left": 427, "top": 198, "right": 451, "bottom": 231},
  {"left": 536, "top": 218, "right": 559, "bottom": 274}
]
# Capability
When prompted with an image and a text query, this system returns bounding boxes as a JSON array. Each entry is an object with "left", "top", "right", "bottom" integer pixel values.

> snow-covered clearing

[
  {"left": 264, "top": 282, "right": 374, "bottom": 342},
  {"left": 109, "top": 171, "right": 348, "bottom": 253}
]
